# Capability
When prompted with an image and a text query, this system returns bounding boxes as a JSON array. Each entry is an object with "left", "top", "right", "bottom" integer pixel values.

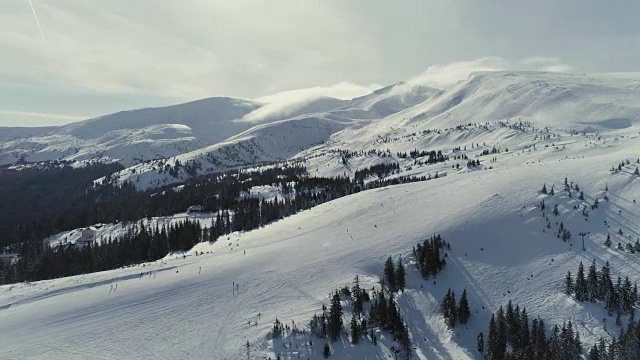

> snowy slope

[
  {"left": 334, "top": 82, "right": 442, "bottom": 119},
  {"left": 404, "top": 71, "right": 640, "bottom": 131},
  {"left": 2, "top": 120, "right": 640, "bottom": 359},
  {"left": 106, "top": 114, "right": 355, "bottom": 189},
  {"left": 0, "top": 126, "right": 57, "bottom": 141}
]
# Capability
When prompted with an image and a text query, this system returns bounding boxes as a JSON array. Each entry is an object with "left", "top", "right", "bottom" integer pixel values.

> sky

[{"left": 1, "top": 0, "right": 639, "bottom": 127}]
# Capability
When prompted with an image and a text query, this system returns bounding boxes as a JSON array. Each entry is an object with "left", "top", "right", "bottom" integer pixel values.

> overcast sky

[{"left": 2, "top": 0, "right": 639, "bottom": 126}]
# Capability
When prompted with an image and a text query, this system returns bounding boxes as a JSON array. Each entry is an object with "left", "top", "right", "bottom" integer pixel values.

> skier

[
  {"left": 236, "top": 283, "right": 239, "bottom": 294},
  {"left": 233, "top": 281, "right": 235, "bottom": 296}
]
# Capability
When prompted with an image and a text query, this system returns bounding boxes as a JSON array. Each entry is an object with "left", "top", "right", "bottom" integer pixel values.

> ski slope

[{"left": 2, "top": 123, "right": 640, "bottom": 359}]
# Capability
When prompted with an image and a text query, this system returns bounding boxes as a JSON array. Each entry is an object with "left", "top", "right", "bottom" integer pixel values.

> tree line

[
  {"left": 479, "top": 300, "right": 582, "bottom": 360},
  {"left": 1, "top": 162, "right": 434, "bottom": 284},
  {"left": 566, "top": 260, "right": 638, "bottom": 325},
  {"left": 1, "top": 219, "right": 203, "bottom": 283}
]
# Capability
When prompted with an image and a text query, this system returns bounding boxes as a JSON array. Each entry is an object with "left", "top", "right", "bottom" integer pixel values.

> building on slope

[
  {"left": 76, "top": 228, "right": 96, "bottom": 248},
  {"left": 0, "top": 252, "right": 18, "bottom": 265},
  {"left": 187, "top": 205, "right": 204, "bottom": 214}
]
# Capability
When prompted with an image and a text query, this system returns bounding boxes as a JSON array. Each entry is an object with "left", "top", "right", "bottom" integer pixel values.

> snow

[
  {"left": 4, "top": 71, "right": 640, "bottom": 358},
  {"left": 2, "top": 118, "right": 640, "bottom": 359}
]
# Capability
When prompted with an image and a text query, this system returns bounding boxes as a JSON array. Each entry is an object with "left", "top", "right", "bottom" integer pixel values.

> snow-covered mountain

[
  {"left": 8, "top": 71, "right": 640, "bottom": 190},
  {"left": 0, "top": 126, "right": 57, "bottom": 141},
  {"left": 333, "top": 82, "right": 442, "bottom": 119},
  {"left": 0, "top": 97, "right": 262, "bottom": 166},
  {"left": 404, "top": 71, "right": 640, "bottom": 130}
]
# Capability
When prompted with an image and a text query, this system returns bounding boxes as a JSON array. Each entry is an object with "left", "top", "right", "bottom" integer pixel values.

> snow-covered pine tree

[
  {"left": 441, "top": 289, "right": 457, "bottom": 327},
  {"left": 588, "top": 259, "right": 598, "bottom": 302},
  {"left": 565, "top": 271, "right": 573, "bottom": 295},
  {"left": 350, "top": 315, "right": 360, "bottom": 344},
  {"left": 605, "top": 234, "right": 612, "bottom": 247}
]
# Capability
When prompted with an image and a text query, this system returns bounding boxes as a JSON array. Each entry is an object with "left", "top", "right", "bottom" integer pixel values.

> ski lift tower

[{"left": 579, "top": 232, "right": 589, "bottom": 251}]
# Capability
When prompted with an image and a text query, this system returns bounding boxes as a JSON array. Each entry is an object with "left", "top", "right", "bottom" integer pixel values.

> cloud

[
  {"left": 519, "top": 57, "right": 575, "bottom": 73},
  {"left": 242, "top": 82, "right": 381, "bottom": 122},
  {"left": 0, "top": 110, "right": 87, "bottom": 126},
  {"left": 407, "top": 57, "right": 575, "bottom": 89},
  {"left": 0, "top": 1, "right": 378, "bottom": 102},
  {"left": 256, "top": 82, "right": 381, "bottom": 103},
  {"left": 407, "top": 57, "right": 509, "bottom": 89}
]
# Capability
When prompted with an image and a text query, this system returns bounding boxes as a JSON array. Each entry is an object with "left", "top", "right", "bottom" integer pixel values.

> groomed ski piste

[{"left": 2, "top": 126, "right": 640, "bottom": 359}]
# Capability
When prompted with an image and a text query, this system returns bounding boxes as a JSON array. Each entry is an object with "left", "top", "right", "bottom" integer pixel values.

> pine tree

[
  {"left": 323, "top": 342, "right": 331, "bottom": 358},
  {"left": 496, "top": 306, "right": 507, "bottom": 358},
  {"left": 575, "top": 261, "right": 587, "bottom": 301},
  {"left": 398, "top": 324, "right": 412, "bottom": 360},
  {"left": 605, "top": 234, "right": 612, "bottom": 248},
  {"left": 542, "top": 183, "right": 548, "bottom": 194},
  {"left": 477, "top": 332, "right": 484, "bottom": 354},
  {"left": 505, "top": 300, "right": 517, "bottom": 347},
  {"left": 520, "top": 307, "right": 530, "bottom": 348},
  {"left": 458, "top": 289, "right": 471, "bottom": 325},
  {"left": 621, "top": 276, "right": 633, "bottom": 315},
  {"left": 442, "top": 289, "right": 457, "bottom": 327},
  {"left": 328, "top": 292, "right": 343, "bottom": 341},
  {"left": 384, "top": 256, "right": 397, "bottom": 292},
  {"left": 395, "top": 256, "right": 406, "bottom": 292},
  {"left": 350, "top": 315, "right": 360, "bottom": 344},
  {"left": 565, "top": 271, "right": 574, "bottom": 295},
  {"left": 352, "top": 275, "right": 364, "bottom": 318},
  {"left": 588, "top": 343, "right": 600, "bottom": 360},
  {"left": 588, "top": 259, "right": 598, "bottom": 302},
  {"left": 488, "top": 314, "right": 503, "bottom": 360}
]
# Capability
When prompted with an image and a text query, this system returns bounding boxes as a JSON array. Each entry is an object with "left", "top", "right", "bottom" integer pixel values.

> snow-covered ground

[
  {"left": 4, "top": 70, "right": 640, "bottom": 359},
  {"left": 2, "top": 117, "right": 640, "bottom": 358}
]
